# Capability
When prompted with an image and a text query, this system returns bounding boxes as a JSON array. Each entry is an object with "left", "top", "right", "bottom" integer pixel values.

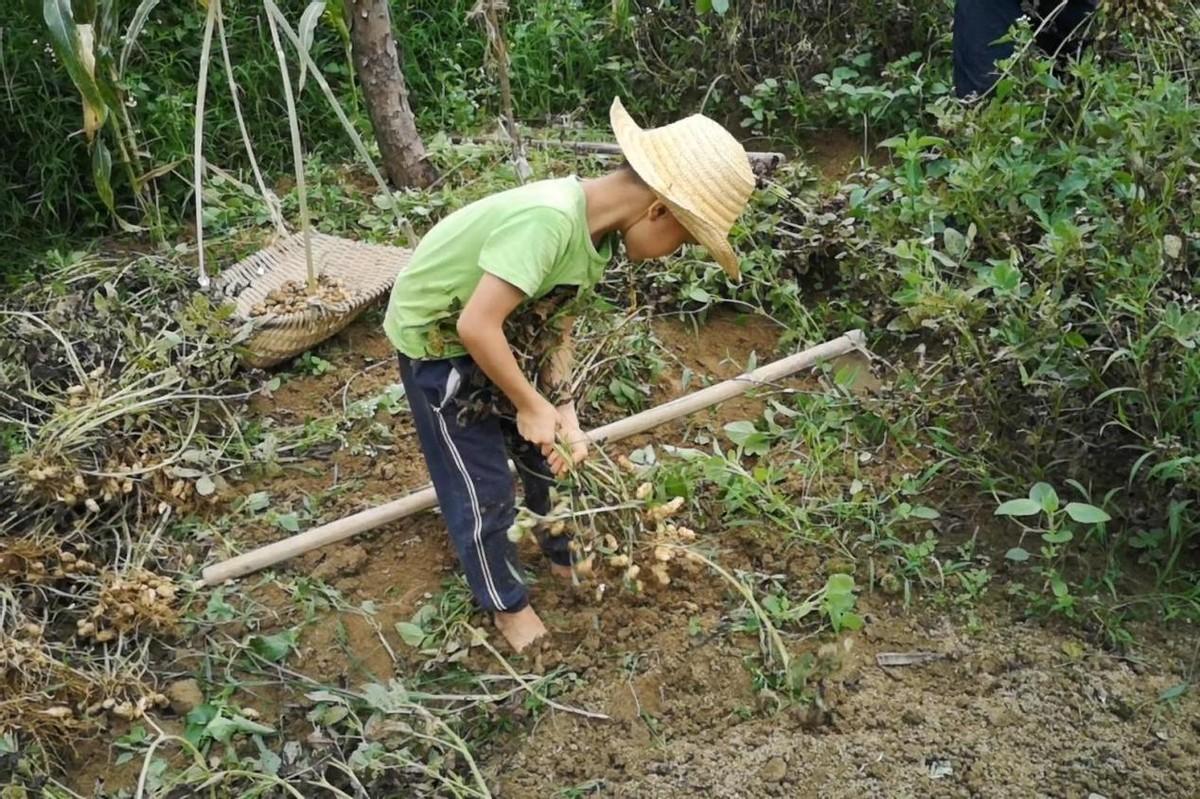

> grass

[{"left": 4, "top": 0, "right": 946, "bottom": 260}]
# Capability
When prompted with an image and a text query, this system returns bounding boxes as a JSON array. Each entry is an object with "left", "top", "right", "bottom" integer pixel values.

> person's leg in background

[{"left": 953, "top": 0, "right": 1025, "bottom": 98}]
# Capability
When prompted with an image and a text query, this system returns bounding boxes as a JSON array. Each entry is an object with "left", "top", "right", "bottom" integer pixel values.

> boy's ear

[{"left": 648, "top": 201, "right": 672, "bottom": 221}]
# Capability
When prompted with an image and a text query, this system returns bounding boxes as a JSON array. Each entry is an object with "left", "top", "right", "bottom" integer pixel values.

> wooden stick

[
  {"left": 450, "top": 136, "right": 788, "bottom": 170},
  {"left": 201, "top": 330, "right": 865, "bottom": 586}
]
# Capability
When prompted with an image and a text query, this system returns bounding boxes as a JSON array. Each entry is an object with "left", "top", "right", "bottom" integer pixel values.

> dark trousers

[
  {"left": 953, "top": 0, "right": 1096, "bottom": 99},
  {"left": 397, "top": 354, "right": 572, "bottom": 613}
]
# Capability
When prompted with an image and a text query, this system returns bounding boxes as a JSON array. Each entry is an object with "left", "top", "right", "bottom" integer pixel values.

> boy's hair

[{"left": 617, "top": 160, "right": 650, "bottom": 188}]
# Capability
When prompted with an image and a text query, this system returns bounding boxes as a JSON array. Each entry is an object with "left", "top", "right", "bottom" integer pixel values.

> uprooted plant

[{"left": 0, "top": 249, "right": 249, "bottom": 761}]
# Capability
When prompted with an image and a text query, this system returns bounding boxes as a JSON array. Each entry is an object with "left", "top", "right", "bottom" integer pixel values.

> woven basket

[{"left": 217, "top": 232, "right": 411, "bottom": 368}]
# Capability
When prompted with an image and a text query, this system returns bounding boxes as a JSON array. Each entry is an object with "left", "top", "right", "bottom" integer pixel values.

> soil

[
  {"left": 65, "top": 311, "right": 1200, "bottom": 798},
  {"left": 498, "top": 595, "right": 1200, "bottom": 798}
]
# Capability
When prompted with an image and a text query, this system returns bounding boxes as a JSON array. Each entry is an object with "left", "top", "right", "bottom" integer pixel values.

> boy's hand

[
  {"left": 516, "top": 394, "right": 559, "bottom": 456},
  {"left": 548, "top": 424, "right": 589, "bottom": 476},
  {"left": 547, "top": 402, "right": 588, "bottom": 476}
]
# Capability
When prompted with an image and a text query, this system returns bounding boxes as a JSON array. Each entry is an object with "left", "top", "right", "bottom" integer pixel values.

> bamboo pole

[
  {"left": 450, "top": 136, "right": 788, "bottom": 172},
  {"left": 201, "top": 330, "right": 866, "bottom": 586}
]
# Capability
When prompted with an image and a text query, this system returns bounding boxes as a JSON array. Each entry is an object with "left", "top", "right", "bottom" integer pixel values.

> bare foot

[{"left": 494, "top": 605, "right": 547, "bottom": 653}]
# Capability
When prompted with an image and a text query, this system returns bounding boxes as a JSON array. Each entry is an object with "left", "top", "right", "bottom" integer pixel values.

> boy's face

[{"left": 623, "top": 201, "right": 694, "bottom": 262}]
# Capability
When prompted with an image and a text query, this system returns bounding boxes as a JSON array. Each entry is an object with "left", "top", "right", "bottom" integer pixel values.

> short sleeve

[{"left": 478, "top": 207, "right": 570, "bottom": 298}]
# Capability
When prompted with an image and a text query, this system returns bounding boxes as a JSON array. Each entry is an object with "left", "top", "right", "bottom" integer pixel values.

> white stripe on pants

[{"left": 433, "top": 405, "right": 507, "bottom": 610}]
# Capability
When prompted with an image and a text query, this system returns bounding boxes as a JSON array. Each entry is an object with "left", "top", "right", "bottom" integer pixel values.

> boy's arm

[
  {"left": 541, "top": 317, "right": 589, "bottom": 474},
  {"left": 458, "top": 274, "right": 560, "bottom": 457}
]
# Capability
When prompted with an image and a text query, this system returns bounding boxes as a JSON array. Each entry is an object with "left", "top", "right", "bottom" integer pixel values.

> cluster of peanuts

[
  {"left": 0, "top": 622, "right": 50, "bottom": 680},
  {"left": 613, "top": 490, "right": 699, "bottom": 590},
  {"left": 1099, "top": 0, "right": 1179, "bottom": 35},
  {"left": 85, "top": 690, "right": 171, "bottom": 721},
  {"left": 63, "top": 365, "right": 109, "bottom": 407},
  {"left": 505, "top": 446, "right": 709, "bottom": 599},
  {"left": 250, "top": 275, "right": 349, "bottom": 316},
  {"left": 0, "top": 544, "right": 99, "bottom": 585},
  {"left": 15, "top": 456, "right": 96, "bottom": 508},
  {"left": 2, "top": 625, "right": 167, "bottom": 725},
  {"left": 76, "top": 569, "right": 179, "bottom": 642},
  {"left": 36, "top": 691, "right": 171, "bottom": 724}
]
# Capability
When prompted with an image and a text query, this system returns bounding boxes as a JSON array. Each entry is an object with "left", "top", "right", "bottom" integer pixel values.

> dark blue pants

[
  {"left": 398, "top": 354, "right": 572, "bottom": 613},
  {"left": 953, "top": 0, "right": 1096, "bottom": 99}
]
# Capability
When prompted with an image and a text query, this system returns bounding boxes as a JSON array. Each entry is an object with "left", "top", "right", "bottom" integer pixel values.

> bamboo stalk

[
  {"left": 450, "top": 136, "right": 788, "bottom": 170},
  {"left": 200, "top": 330, "right": 865, "bottom": 586}
]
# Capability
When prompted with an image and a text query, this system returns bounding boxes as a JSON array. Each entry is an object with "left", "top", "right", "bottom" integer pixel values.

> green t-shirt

[{"left": 383, "top": 177, "right": 612, "bottom": 360}]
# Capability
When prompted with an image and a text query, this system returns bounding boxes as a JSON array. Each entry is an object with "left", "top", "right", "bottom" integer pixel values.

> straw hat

[{"left": 610, "top": 97, "right": 755, "bottom": 279}]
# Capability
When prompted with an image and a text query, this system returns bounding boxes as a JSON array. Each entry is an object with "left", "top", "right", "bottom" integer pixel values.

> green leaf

[
  {"left": 195, "top": 475, "right": 216, "bottom": 497},
  {"left": 204, "top": 590, "right": 236, "bottom": 622},
  {"left": 686, "top": 286, "right": 712, "bottom": 304},
  {"left": 248, "top": 630, "right": 297, "bottom": 663},
  {"left": 184, "top": 703, "right": 217, "bottom": 747},
  {"left": 275, "top": 512, "right": 300, "bottom": 532},
  {"left": 995, "top": 498, "right": 1041, "bottom": 517},
  {"left": 1160, "top": 682, "right": 1189, "bottom": 703},
  {"left": 1041, "top": 529, "right": 1073, "bottom": 545},
  {"left": 205, "top": 713, "right": 275, "bottom": 744},
  {"left": 711, "top": 0, "right": 730, "bottom": 14},
  {"left": 43, "top": 0, "right": 109, "bottom": 135},
  {"left": 256, "top": 739, "right": 282, "bottom": 775},
  {"left": 1005, "top": 547, "right": 1031, "bottom": 562},
  {"left": 232, "top": 716, "right": 275, "bottom": 736},
  {"left": 723, "top": 420, "right": 757, "bottom": 444},
  {"left": 1028, "top": 482, "right": 1059, "bottom": 513},
  {"left": 395, "top": 622, "right": 426, "bottom": 648},
  {"left": 837, "top": 612, "right": 864, "bottom": 631},
  {"left": 203, "top": 715, "right": 237, "bottom": 743},
  {"left": 909, "top": 505, "right": 940, "bottom": 520},
  {"left": 92, "top": 139, "right": 115, "bottom": 213},
  {"left": 1050, "top": 575, "right": 1070, "bottom": 598},
  {"left": 942, "top": 227, "right": 967, "bottom": 258},
  {"left": 244, "top": 491, "right": 271, "bottom": 513},
  {"left": 297, "top": 1, "right": 327, "bottom": 94},
  {"left": 825, "top": 573, "right": 855, "bottom": 595},
  {"left": 361, "top": 679, "right": 410, "bottom": 712},
  {"left": 989, "top": 262, "right": 1022, "bottom": 294},
  {"left": 1065, "top": 503, "right": 1111, "bottom": 524}
]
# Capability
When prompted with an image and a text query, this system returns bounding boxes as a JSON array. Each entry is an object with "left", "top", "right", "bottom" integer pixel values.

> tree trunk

[{"left": 344, "top": 0, "right": 436, "bottom": 188}]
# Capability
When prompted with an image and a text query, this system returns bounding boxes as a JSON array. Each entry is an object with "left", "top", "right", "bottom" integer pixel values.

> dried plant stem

[
  {"left": 193, "top": 0, "right": 217, "bottom": 288},
  {"left": 216, "top": 0, "right": 286, "bottom": 235},
  {"left": 673, "top": 546, "right": 794, "bottom": 680},
  {"left": 264, "top": 0, "right": 316, "bottom": 290}
]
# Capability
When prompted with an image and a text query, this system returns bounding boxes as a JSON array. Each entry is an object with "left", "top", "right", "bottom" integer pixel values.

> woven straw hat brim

[{"left": 610, "top": 97, "right": 753, "bottom": 279}]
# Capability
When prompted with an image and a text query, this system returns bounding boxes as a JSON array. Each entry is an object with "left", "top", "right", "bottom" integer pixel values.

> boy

[{"left": 383, "top": 98, "right": 754, "bottom": 652}]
